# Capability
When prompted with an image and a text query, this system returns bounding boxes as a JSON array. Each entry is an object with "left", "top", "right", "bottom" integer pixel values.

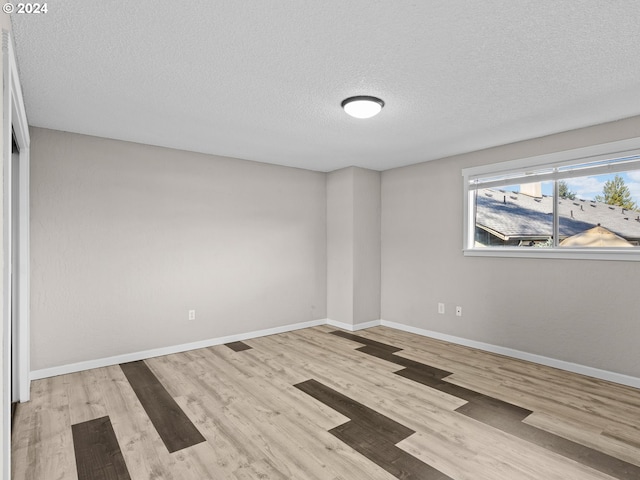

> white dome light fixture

[{"left": 341, "top": 95, "right": 384, "bottom": 119}]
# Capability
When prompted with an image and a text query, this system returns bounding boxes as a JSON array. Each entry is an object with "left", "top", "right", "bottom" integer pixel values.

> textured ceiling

[{"left": 11, "top": 1, "right": 640, "bottom": 172}]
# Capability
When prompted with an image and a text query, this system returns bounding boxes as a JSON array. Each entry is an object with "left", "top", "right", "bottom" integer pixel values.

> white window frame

[{"left": 462, "top": 137, "right": 640, "bottom": 261}]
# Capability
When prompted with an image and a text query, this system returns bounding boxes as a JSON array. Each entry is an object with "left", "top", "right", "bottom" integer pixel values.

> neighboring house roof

[{"left": 475, "top": 188, "right": 640, "bottom": 241}]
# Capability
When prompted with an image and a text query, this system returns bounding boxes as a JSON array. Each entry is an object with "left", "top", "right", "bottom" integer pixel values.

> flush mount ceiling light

[{"left": 341, "top": 95, "right": 384, "bottom": 119}]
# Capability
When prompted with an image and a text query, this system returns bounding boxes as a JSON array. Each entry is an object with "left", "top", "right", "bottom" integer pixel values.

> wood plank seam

[
  {"left": 119, "top": 360, "right": 206, "bottom": 453},
  {"left": 71, "top": 415, "right": 131, "bottom": 480},
  {"left": 294, "top": 379, "right": 453, "bottom": 480},
  {"left": 329, "top": 330, "right": 640, "bottom": 480}
]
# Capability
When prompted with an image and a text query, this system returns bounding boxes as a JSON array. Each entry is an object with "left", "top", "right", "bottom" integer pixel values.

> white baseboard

[
  {"left": 380, "top": 320, "right": 640, "bottom": 390},
  {"left": 30, "top": 318, "right": 327, "bottom": 380},
  {"left": 31, "top": 317, "right": 640, "bottom": 390},
  {"left": 326, "top": 319, "right": 382, "bottom": 331}
]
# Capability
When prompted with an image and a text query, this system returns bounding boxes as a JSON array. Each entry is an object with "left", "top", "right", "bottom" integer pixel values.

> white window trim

[{"left": 462, "top": 137, "right": 640, "bottom": 261}]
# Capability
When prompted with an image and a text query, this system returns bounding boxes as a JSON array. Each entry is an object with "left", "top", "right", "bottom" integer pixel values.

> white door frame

[{"left": 2, "top": 28, "right": 30, "bottom": 480}]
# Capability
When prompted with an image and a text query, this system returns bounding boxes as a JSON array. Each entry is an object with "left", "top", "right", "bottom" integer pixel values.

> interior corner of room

[{"left": 24, "top": 120, "right": 640, "bottom": 387}]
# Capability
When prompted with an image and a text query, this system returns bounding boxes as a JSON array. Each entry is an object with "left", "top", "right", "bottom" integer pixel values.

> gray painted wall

[
  {"left": 29, "top": 115, "right": 640, "bottom": 379},
  {"left": 30, "top": 128, "right": 327, "bottom": 370},
  {"left": 326, "top": 167, "right": 381, "bottom": 326},
  {"left": 381, "top": 115, "right": 640, "bottom": 378},
  {"left": 326, "top": 168, "right": 354, "bottom": 324},
  {"left": 353, "top": 167, "right": 381, "bottom": 325}
]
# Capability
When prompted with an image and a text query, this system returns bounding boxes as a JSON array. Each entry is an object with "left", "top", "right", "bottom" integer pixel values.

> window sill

[{"left": 463, "top": 248, "right": 640, "bottom": 261}]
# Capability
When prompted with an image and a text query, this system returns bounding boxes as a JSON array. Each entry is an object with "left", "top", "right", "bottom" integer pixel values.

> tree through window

[{"left": 463, "top": 140, "right": 640, "bottom": 258}]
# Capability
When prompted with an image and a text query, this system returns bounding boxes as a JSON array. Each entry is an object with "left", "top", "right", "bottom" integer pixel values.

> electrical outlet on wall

[
  {"left": 188, "top": 309, "right": 196, "bottom": 321},
  {"left": 438, "top": 303, "right": 445, "bottom": 314},
  {"left": 456, "top": 306, "right": 462, "bottom": 317}
]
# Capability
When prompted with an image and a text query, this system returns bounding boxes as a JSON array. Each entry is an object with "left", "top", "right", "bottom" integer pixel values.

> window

[{"left": 462, "top": 138, "right": 640, "bottom": 260}]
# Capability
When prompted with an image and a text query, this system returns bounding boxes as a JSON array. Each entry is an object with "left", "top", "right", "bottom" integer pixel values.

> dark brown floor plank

[
  {"left": 225, "top": 341, "right": 252, "bottom": 352},
  {"left": 120, "top": 360, "right": 205, "bottom": 453},
  {"left": 491, "top": 415, "right": 640, "bottom": 479},
  {"left": 72, "top": 416, "right": 131, "bottom": 480},
  {"left": 295, "top": 378, "right": 453, "bottom": 480},
  {"left": 332, "top": 421, "right": 451, "bottom": 480},
  {"left": 330, "top": 330, "right": 640, "bottom": 480}
]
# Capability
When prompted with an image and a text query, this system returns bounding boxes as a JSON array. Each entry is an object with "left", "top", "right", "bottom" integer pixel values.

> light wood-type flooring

[{"left": 11, "top": 325, "right": 640, "bottom": 479}]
